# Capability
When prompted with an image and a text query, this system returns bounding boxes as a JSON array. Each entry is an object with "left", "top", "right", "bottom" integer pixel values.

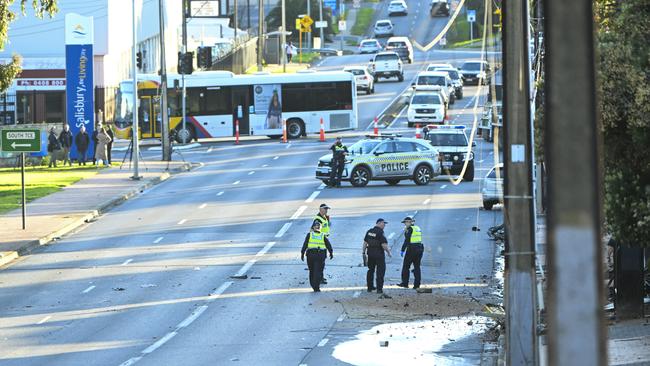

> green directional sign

[{"left": 1, "top": 128, "right": 41, "bottom": 153}]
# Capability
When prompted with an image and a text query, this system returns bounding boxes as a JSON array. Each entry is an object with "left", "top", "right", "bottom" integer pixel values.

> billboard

[{"left": 252, "top": 84, "right": 283, "bottom": 135}]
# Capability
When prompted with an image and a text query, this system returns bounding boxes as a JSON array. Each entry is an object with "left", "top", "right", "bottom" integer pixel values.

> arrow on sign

[{"left": 12, "top": 142, "right": 31, "bottom": 149}]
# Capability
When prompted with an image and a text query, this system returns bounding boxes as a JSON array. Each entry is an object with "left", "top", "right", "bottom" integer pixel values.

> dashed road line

[
  {"left": 37, "top": 315, "right": 52, "bottom": 325},
  {"left": 423, "top": 198, "right": 431, "bottom": 205},
  {"left": 217, "top": 191, "right": 224, "bottom": 196},
  {"left": 82, "top": 285, "right": 96, "bottom": 294},
  {"left": 441, "top": 184, "right": 447, "bottom": 189},
  {"left": 206, "top": 147, "right": 213, "bottom": 153},
  {"left": 142, "top": 331, "right": 177, "bottom": 354},
  {"left": 275, "top": 222, "right": 292, "bottom": 238},
  {"left": 262, "top": 164, "right": 269, "bottom": 167},
  {"left": 177, "top": 219, "right": 187, "bottom": 225},
  {"left": 121, "top": 259, "right": 134, "bottom": 266},
  {"left": 209, "top": 281, "right": 233, "bottom": 298},
  {"left": 285, "top": 143, "right": 291, "bottom": 149},
  {"left": 318, "top": 183, "right": 326, "bottom": 190},
  {"left": 233, "top": 180, "right": 240, "bottom": 185},
  {"left": 177, "top": 305, "right": 208, "bottom": 329},
  {"left": 290, "top": 205, "right": 308, "bottom": 220},
  {"left": 257, "top": 241, "right": 276, "bottom": 257},
  {"left": 305, "top": 191, "right": 321, "bottom": 203},
  {"left": 248, "top": 171, "right": 255, "bottom": 175},
  {"left": 153, "top": 236, "right": 164, "bottom": 244},
  {"left": 478, "top": 159, "right": 484, "bottom": 163},
  {"left": 318, "top": 338, "right": 329, "bottom": 347},
  {"left": 337, "top": 313, "right": 346, "bottom": 322},
  {"left": 198, "top": 203, "right": 207, "bottom": 209},
  {"left": 273, "top": 156, "right": 279, "bottom": 160},
  {"left": 235, "top": 259, "right": 257, "bottom": 277}
]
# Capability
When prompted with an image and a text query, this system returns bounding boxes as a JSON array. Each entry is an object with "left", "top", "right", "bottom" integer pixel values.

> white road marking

[
  {"left": 177, "top": 305, "right": 208, "bottom": 329},
  {"left": 142, "top": 331, "right": 177, "bottom": 354},
  {"left": 248, "top": 171, "right": 255, "bottom": 175},
  {"left": 153, "top": 236, "right": 164, "bottom": 244},
  {"left": 206, "top": 147, "right": 213, "bottom": 153},
  {"left": 233, "top": 180, "right": 240, "bottom": 185},
  {"left": 37, "top": 315, "right": 52, "bottom": 325},
  {"left": 290, "top": 205, "right": 308, "bottom": 220},
  {"left": 318, "top": 183, "right": 326, "bottom": 190},
  {"left": 235, "top": 259, "right": 257, "bottom": 277},
  {"left": 217, "top": 191, "right": 224, "bottom": 196},
  {"left": 257, "top": 242, "right": 276, "bottom": 256},
  {"left": 441, "top": 185, "right": 447, "bottom": 189},
  {"left": 286, "top": 143, "right": 291, "bottom": 149},
  {"left": 423, "top": 198, "right": 431, "bottom": 205},
  {"left": 388, "top": 232, "right": 396, "bottom": 240},
  {"left": 305, "top": 191, "right": 321, "bottom": 203},
  {"left": 210, "top": 281, "right": 233, "bottom": 298},
  {"left": 337, "top": 313, "right": 346, "bottom": 322},
  {"left": 318, "top": 338, "right": 329, "bottom": 347},
  {"left": 121, "top": 259, "right": 134, "bottom": 266},
  {"left": 275, "top": 222, "right": 292, "bottom": 238},
  {"left": 262, "top": 164, "right": 269, "bottom": 167},
  {"left": 198, "top": 203, "right": 207, "bottom": 209},
  {"left": 82, "top": 285, "right": 96, "bottom": 294},
  {"left": 353, "top": 291, "right": 361, "bottom": 298},
  {"left": 119, "top": 357, "right": 143, "bottom": 366},
  {"left": 177, "top": 219, "right": 187, "bottom": 225},
  {"left": 273, "top": 156, "right": 279, "bottom": 160}
]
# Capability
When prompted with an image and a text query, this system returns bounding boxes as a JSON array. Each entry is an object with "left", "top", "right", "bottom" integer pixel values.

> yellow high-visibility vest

[
  {"left": 410, "top": 225, "right": 422, "bottom": 244},
  {"left": 307, "top": 231, "right": 326, "bottom": 250}
]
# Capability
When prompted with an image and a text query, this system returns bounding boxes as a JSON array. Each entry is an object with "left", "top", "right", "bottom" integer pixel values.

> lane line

[
  {"left": 177, "top": 305, "right": 208, "bottom": 329},
  {"left": 82, "top": 285, "right": 96, "bottom": 294},
  {"left": 121, "top": 259, "right": 134, "bottom": 266},
  {"left": 142, "top": 331, "right": 177, "bottom": 354},
  {"left": 262, "top": 164, "right": 269, "bottom": 167},
  {"left": 290, "top": 205, "right": 308, "bottom": 220},
  {"left": 318, "top": 183, "right": 326, "bottom": 190},
  {"left": 248, "top": 171, "right": 255, "bottom": 175},
  {"left": 441, "top": 185, "right": 447, "bottom": 189},
  {"left": 388, "top": 232, "right": 395, "bottom": 240},
  {"left": 423, "top": 198, "right": 431, "bottom": 205},
  {"left": 119, "top": 357, "right": 143, "bottom": 366},
  {"left": 478, "top": 159, "right": 484, "bottom": 163},
  {"left": 337, "top": 313, "right": 346, "bottom": 322},
  {"left": 257, "top": 241, "right": 276, "bottom": 257},
  {"left": 286, "top": 143, "right": 291, "bottom": 149},
  {"left": 153, "top": 236, "right": 164, "bottom": 244},
  {"left": 318, "top": 338, "right": 329, "bottom": 347},
  {"left": 305, "top": 191, "right": 321, "bottom": 203},
  {"left": 275, "top": 222, "right": 292, "bottom": 238},
  {"left": 210, "top": 281, "right": 234, "bottom": 298},
  {"left": 353, "top": 291, "right": 361, "bottom": 298},
  {"left": 177, "top": 219, "right": 187, "bottom": 225},
  {"left": 198, "top": 203, "right": 207, "bottom": 209},
  {"left": 273, "top": 156, "right": 279, "bottom": 160},
  {"left": 206, "top": 147, "right": 213, "bottom": 153},
  {"left": 217, "top": 191, "right": 224, "bottom": 196},
  {"left": 37, "top": 315, "right": 52, "bottom": 325},
  {"left": 235, "top": 259, "right": 257, "bottom": 277},
  {"left": 233, "top": 180, "right": 240, "bottom": 185}
]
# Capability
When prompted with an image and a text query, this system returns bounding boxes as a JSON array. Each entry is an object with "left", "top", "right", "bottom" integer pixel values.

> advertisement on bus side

[{"left": 253, "top": 84, "right": 283, "bottom": 135}]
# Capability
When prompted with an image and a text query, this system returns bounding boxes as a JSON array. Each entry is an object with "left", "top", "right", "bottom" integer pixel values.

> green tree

[
  {"left": 265, "top": 0, "right": 334, "bottom": 43},
  {"left": 0, "top": 0, "right": 58, "bottom": 92}
]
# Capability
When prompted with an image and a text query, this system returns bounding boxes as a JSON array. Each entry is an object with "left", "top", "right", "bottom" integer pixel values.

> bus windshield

[{"left": 115, "top": 82, "right": 134, "bottom": 128}]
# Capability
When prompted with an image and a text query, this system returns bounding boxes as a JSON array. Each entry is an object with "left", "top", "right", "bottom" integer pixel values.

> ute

[{"left": 424, "top": 125, "right": 475, "bottom": 181}]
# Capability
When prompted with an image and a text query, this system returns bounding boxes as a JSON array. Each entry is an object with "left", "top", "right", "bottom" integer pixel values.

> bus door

[
  {"left": 138, "top": 95, "right": 162, "bottom": 139},
  {"left": 231, "top": 86, "right": 250, "bottom": 135}
]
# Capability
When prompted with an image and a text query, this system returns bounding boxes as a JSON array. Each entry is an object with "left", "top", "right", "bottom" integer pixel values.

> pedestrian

[
  {"left": 398, "top": 216, "right": 424, "bottom": 289},
  {"left": 94, "top": 125, "right": 112, "bottom": 167},
  {"left": 300, "top": 221, "right": 334, "bottom": 292},
  {"left": 58, "top": 123, "right": 73, "bottom": 166},
  {"left": 363, "top": 218, "right": 392, "bottom": 293},
  {"left": 47, "top": 127, "right": 60, "bottom": 168},
  {"left": 91, "top": 124, "right": 99, "bottom": 164},
  {"left": 313, "top": 203, "right": 331, "bottom": 285},
  {"left": 75, "top": 125, "right": 90, "bottom": 165},
  {"left": 285, "top": 41, "right": 297, "bottom": 63},
  {"left": 105, "top": 123, "right": 114, "bottom": 165},
  {"left": 329, "top": 136, "right": 348, "bottom": 187}
]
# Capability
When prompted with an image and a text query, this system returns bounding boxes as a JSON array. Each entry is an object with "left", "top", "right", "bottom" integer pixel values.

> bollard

[
  {"left": 235, "top": 119, "right": 240, "bottom": 145},
  {"left": 319, "top": 118, "right": 325, "bottom": 142},
  {"left": 373, "top": 117, "right": 379, "bottom": 135}
]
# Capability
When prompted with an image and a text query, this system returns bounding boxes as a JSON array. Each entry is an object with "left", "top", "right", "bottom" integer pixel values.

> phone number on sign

[{"left": 17, "top": 80, "right": 66, "bottom": 87}]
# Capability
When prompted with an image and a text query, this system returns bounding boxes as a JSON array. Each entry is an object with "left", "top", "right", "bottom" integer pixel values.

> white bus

[{"left": 114, "top": 70, "right": 358, "bottom": 141}]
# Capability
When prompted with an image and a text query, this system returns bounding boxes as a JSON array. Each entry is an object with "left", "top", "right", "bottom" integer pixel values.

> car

[
  {"left": 424, "top": 125, "right": 475, "bottom": 181},
  {"left": 479, "top": 100, "right": 502, "bottom": 142},
  {"left": 413, "top": 71, "right": 456, "bottom": 105},
  {"left": 388, "top": 0, "right": 408, "bottom": 16},
  {"left": 343, "top": 66, "right": 375, "bottom": 94},
  {"left": 315, "top": 135, "right": 442, "bottom": 187},
  {"left": 481, "top": 163, "right": 503, "bottom": 210},
  {"left": 430, "top": 0, "right": 450, "bottom": 16},
  {"left": 407, "top": 90, "right": 446, "bottom": 127},
  {"left": 358, "top": 39, "right": 382, "bottom": 54},
  {"left": 426, "top": 62, "right": 454, "bottom": 71},
  {"left": 460, "top": 60, "right": 491, "bottom": 85},
  {"left": 369, "top": 51, "right": 404, "bottom": 82},
  {"left": 431, "top": 67, "right": 464, "bottom": 99},
  {"left": 385, "top": 36, "right": 414, "bottom": 64},
  {"left": 374, "top": 20, "right": 394, "bottom": 38}
]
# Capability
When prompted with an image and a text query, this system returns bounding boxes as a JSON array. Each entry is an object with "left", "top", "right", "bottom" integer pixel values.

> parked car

[
  {"left": 343, "top": 66, "right": 375, "bottom": 94},
  {"left": 482, "top": 163, "right": 503, "bottom": 210},
  {"left": 358, "top": 39, "right": 382, "bottom": 54},
  {"left": 374, "top": 20, "right": 395, "bottom": 38},
  {"left": 369, "top": 51, "right": 404, "bottom": 82},
  {"left": 385, "top": 36, "right": 413, "bottom": 64},
  {"left": 388, "top": 0, "right": 408, "bottom": 16}
]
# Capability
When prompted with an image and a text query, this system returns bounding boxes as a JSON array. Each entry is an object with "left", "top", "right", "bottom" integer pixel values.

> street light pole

[
  {"left": 319, "top": 0, "right": 324, "bottom": 47},
  {"left": 281, "top": 0, "right": 287, "bottom": 73},
  {"left": 131, "top": 0, "right": 141, "bottom": 179},
  {"left": 306, "top": 0, "right": 311, "bottom": 50},
  {"left": 182, "top": 0, "right": 188, "bottom": 143},
  {"left": 159, "top": 0, "right": 171, "bottom": 161}
]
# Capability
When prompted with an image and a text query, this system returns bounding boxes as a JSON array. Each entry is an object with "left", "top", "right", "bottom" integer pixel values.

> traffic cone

[
  {"left": 281, "top": 119, "right": 288, "bottom": 143},
  {"left": 234, "top": 119, "right": 240, "bottom": 145},
  {"left": 415, "top": 124, "right": 421, "bottom": 139},
  {"left": 319, "top": 117, "right": 325, "bottom": 142},
  {"left": 373, "top": 117, "right": 379, "bottom": 135}
]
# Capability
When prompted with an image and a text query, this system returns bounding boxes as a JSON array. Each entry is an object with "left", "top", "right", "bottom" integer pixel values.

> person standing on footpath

[
  {"left": 91, "top": 124, "right": 99, "bottom": 164},
  {"left": 58, "top": 124, "right": 73, "bottom": 167},
  {"left": 285, "top": 41, "right": 297, "bottom": 63},
  {"left": 105, "top": 123, "right": 114, "bottom": 165},
  {"left": 398, "top": 216, "right": 424, "bottom": 289},
  {"left": 47, "top": 127, "right": 60, "bottom": 168},
  {"left": 75, "top": 125, "right": 90, "bottom": 165},
  {"left": 94, "top": 125, "right": 112, "bottom": 167},
  {"left": 300, "top": 221, "right": 334, "bottom": 292},
  {"left": 362, "top": 218, "right": 392, "bottom": 293},
  {"left": 313, "top": 203, "right": 331, "bottom": 285}
]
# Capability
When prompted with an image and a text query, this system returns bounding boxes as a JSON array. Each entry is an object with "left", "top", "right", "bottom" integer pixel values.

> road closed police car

[
  {"left": 315, "top": 135, "right": 442, "bottom": 187},
  {"left": 425, "top": 125, "right": 475, "bottom": 181}
]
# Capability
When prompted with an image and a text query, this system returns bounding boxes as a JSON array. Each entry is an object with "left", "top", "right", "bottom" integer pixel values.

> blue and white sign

[
  {"left": 467, "top": 9, "right": 476, "bottom": 22},
  {"left": 65, "top": 13, "right": 95, "bottom": 161},
  {"left": 324, "top": 0, "right": 338, "bottom": 16}
]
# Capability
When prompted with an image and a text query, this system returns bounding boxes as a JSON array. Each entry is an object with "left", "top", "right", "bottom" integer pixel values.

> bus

[{"left": 114, "top": 70, "right": 358, "bottom": 141}]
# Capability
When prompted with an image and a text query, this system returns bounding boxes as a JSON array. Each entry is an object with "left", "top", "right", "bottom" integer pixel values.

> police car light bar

[
  {"left": 426, "top": 125, "right": 465, "bottom": 129},
  {"left": 365, "top": 133, "right": 403, "bottom": 139}
]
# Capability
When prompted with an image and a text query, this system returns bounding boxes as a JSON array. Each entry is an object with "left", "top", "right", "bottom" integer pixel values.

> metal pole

[
  {"left": 257, "top": 0, "right": 264, "bottom": 71},
  {"left": 307, "top": 0, "right": 311, "bottom": 50},
  {"left": 131, "top": 0, "right": 141, "bottom": 179},
  {"left": 21, "top": 152, "right": 25, "bottom": 230},
  {"left": 319, "top": 0, "right": 324, "bottom": 48},
  {"left": 234, "top": 0, "right": 238, "bottom": 41},
  {"left": 182, "top": 0, "right": 188, "bottom": 143},
  {"left": 281, "top": 0, "right": 287, "bottom": 72},
  {"left": 544, "top": 0, "right": 606, "bottom": 363},
  {"left": 502, "top": 0, "right": 536, "bottom": 363},
  {"left": 247, "top": 0, "right": 251, "bottom": 30},
  {"left": 159, "top": 0, "right": 171, "bottom": 161}
]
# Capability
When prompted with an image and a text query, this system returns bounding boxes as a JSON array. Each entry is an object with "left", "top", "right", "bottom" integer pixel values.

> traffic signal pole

[
  {"left": 257, "top": 0, "right": 264, "bottom": 71},
  {"left": 131, "top": 0, "right": 141, "bottom": 180},
  {"left": 181, "top": 0, "right": 188, "bottom": 143},
  {"left": 159, "top": 0, "right": 171, "bottom": 161},
  {"left": 281, "top": 0, "right": 286, "bottom": 73}
]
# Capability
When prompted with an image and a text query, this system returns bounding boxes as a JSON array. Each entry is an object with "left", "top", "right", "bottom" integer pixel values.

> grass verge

[
  {"left": 0, "top": 165, "right": 101, "bottom": 214},
  {"left": 351, "top": 8, "right": 375, "bottom": 36}
]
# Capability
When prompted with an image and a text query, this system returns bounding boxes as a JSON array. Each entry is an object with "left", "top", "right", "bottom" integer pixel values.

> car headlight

[{"left": 462, "top": 152, "right": 474, "bottom": 161}]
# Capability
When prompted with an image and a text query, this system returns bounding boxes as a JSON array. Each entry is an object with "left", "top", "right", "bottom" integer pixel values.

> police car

[
  {"left": 315, "top": 135, "right": 442, "bottom": 187},
  {"left": 425, "top": 125, "right": 475, "bottom": 181}
]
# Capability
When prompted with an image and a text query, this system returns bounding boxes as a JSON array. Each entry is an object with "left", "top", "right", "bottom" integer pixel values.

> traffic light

[
  {"left": 177, "top": 51, "right": 194, "bottom": 75},
  {"left": 197, "top": 47, "right": 213, "bottom": 69},
  {"left": 136, "top": 51, "right": 143, "bottom": 69}
]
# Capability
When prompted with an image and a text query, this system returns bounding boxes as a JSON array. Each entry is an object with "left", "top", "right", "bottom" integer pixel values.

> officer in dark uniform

[
  {"left": 313, "top": 203, "right": 331, "bottom": 285},
  {"left": 362, "top": 218, "right": 392, "bottom": 293},
  {"left": 398, "top": 216, "right": 424, "bottom": 289},
  {"left": 301, "top": 221, "right": 334, "bottom": 292},
  {"left": 329, "top": 137, "right": 348, "bottom": 187}
]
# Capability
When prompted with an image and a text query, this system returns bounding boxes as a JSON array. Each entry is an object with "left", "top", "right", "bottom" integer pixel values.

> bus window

[
  {"left": 204, "top": 87, "right": 232, "bottom": 115},
  {"left": 282, "top": 83, "right": 310, "bottom": 112}
]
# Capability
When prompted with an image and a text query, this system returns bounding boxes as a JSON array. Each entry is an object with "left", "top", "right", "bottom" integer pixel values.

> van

[{"left": 385, "top": 36, "right": 413, "bottom": 64}]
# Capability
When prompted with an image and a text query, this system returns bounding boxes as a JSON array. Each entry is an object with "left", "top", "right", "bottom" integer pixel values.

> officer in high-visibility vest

[
  {"left": 398, "top": 216, "right": 424, "bottom": 289},
  {"left": 301, "top": 221, "right": 334, "bottom": 292},
  {"left": 329, "top": 137, "right": 348, "bottom": 187},
  {"left": 313, "top": 203, "right": 331, "bottom": 284}
]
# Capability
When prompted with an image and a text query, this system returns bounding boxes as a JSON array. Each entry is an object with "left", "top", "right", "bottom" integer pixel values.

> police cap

[
  {"left": 376, "top": 218, "right": 388, "bottom": 224},
  {"left": 401, "top": 216, "right": 414, "bottom": 223},
  {"left": 319, "top": 203, "right": 330, "bottom": 209}
]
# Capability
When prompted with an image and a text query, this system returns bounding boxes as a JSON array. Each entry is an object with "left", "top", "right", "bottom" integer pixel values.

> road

[{"left": 0, "top": 2, "right": 503, "bottom": 365}]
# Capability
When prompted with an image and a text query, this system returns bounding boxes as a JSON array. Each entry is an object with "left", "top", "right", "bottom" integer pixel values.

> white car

[
  {"left": 407, "top": 90, "right": 446, "bottom": 127},
  {"left": 344, "top": 66, "right": 375, "bottom": 94},
  {"left": 358, "top": 39, "right": 382, "bottom": 54},
  {"left": 414, "top": 71, "right": 456, "bottom": 105},
  {"left": 482, "top": 163, "right": 503, "bottom": 210},
  {"left": 374, "top": 20, "right": 394, "bottom": 38},
  {"left": 369, "top": 51, "right": 404, "bottom": 82},
  {"left": 426, "top": 62, "right": 454, "bottom": 71},
  {"left": 388, "top": 0, "right": 408, "bottom": 16},
  {"left": 432, "top": 67, "right": 464, "bottom": 99}
]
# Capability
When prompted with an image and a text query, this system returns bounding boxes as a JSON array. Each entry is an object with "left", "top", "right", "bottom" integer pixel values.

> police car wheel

[
  {"left": 483, "top": 201, "right": 494, "bottom": 210},
  {"left": 385, "top": 179, "right": 400, "bottom": 186},
  {"left": 351, "top": 166, "right": 371, "bottom": 187},
  {"left": 413, "top": 164, "right": 432, "bottom": 185}
]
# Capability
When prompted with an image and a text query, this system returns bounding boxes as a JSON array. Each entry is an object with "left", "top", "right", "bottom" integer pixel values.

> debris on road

[
  {"left": 230, "top": 274, "right": 248, "bottom": 279},
  {"left": 113, "top": 287, "right": 125, "bottom": 291}
]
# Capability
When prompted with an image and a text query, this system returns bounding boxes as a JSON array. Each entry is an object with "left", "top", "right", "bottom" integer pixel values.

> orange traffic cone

[
  {"left": 373, "top": 117, "right": 379, "bottom": 135},
  {"left": 415, "top": 124, "right": 421, "bottom": 139},
  {"left": 319, "top": 117, "right": 325, "bottom": 142},
  {"left": 234, "top": 119, "right": 240, "bottom": 145},
  {"left": 281, "top": 119, "right": 288, "bottom": 143}
]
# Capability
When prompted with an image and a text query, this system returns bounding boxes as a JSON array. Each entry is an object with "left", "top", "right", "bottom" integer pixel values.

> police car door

[
  {"left": 393, "top": 141, "right": 419, "bottom": 177},
  {"left": 370, "top": 141, "right": 396, "bottom": 178}
]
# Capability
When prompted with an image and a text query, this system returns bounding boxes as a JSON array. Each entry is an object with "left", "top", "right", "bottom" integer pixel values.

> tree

[
  {"left": 0, "top": 0, "right": 58, "bottom": 92},
  {"left": 265, "top": 0, "right": 334, "bottom": 43}
]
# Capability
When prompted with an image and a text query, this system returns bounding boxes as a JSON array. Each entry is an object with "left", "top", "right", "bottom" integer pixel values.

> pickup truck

[{"left": 369, "top": 52, "right": 404, "bottom": 82}]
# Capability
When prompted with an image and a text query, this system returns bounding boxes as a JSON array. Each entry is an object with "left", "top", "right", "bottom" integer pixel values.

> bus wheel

[
  {"left": 176, "top": 125, "right": 195, "bottom": 143},
  {"left": 287, "top": 119, "right": 304, "bottom": 139}
]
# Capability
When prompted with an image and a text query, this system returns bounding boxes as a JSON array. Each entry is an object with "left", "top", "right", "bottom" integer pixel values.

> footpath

[{"left": 0, "top": 158, "right": 193, "bottom": 268}]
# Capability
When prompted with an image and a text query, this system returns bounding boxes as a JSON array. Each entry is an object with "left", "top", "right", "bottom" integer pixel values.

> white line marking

[
  {"left": 248, "top": 171, "right": 255, "bottom": 175},
  {"left": 142, "top": 331, "right": 177, "bottom": 354},
  {"left": 235, "top": 259, "right": 257, "bottom": 277},
  {"left": 119, "top": 357, "right": 143, "bottom": 366},
  {"left": 318, "top": 338, "right": 329, "bottom": 347},
  {"left": 177, "top": 305, "right": 208, "bottom": 329},
  {"left": 423, "top": 198, "right": 431, "bottom": 205},
  {"left": 441, "top": 185, "right": 447, "bottom": 189},
  {"left": 257, "top": 242, "right": 276, "bottom": 257},
  {"left": 37, "top": 315, "right": 52, "bottom": 324},
  {"left": 353, "top": 291, "right": 361, "bottom": 298},
  {"left": 153, "top": 236, "right": 164, "bottom": 244},
  {"left": 478, "top": 159, "right": 484, "bottom": 163},
  {"left": 273, "top": 156, "right": 279, "bottom": 160},
  {"left": 388, "top": 232, "right": 396, "bottom": 240},
  {"left": 121, "top": 259, "right": 134, "bottom": 266},
  {"left": 206, "top": 147, "right": 213, "bottom": 153},
  {"left": 275, "top": 222, "right": 292, "bottom": 238},
  {"left": 217, "top": 191, "right": 224, "bottom": 196},
  {"left": 290, "top": 205, "right": 308, "bottom": 220},
  {"left": 82, "top": 285, "right": 96, "bottom": 294},
  {"left": 210, "top": 281, "right": 233, "bottom": 298},
  {"left": 262, "top": 164, "right": 269, "bottom": 167},
  {"left": 286, "top": 143, "right": 291, "bottom": 149},
  {"left": 337, "top": 313, "right": 346, "bottom": 322},
  {"left": 318, "top": 183, "right": 326, "bottom": 190},
  {"left": 305, "top": 191, "right": 321, "bottom": 203},
  {"left": 198, "top": 203, "right": 207, "bottom": 209},
  {"left": 177, "top": 219, "right": 187, "bottom": 225},
  {"left": 233, "top": 180, "right": 240, "bottom": 185}
]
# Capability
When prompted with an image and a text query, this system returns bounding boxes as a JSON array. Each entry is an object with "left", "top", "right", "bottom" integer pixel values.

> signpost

[
  {"left": 1, "top": 128, "right": 41, "bottom": 230},
  {"left": 467, "top": 9, "right": 477, "bottom": 40}
]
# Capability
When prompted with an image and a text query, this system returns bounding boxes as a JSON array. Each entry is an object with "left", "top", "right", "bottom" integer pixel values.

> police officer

[
  {"left": 300, "top": 221, "right": 333, "bottom": 292},
  {"left": 363, "top": 218, "right": 392, "bottom": 293},
  {"left": 398, "top": 216, "right": 424, "bottom": 289},
  {"left": 329, "top": 137, "right": 348, "bottom": 187},
  {"left": 313, "top": 203, "right": 331, "bottom": 284}
]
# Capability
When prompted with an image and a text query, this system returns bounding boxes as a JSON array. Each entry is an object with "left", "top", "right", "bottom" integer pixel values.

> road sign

[
  {"left": 315, "top": 21, "right": 327, "bottom": 28},
  {"left": 467, "top": 9, "right": 476, "bottom": 22},
  {"left": 296, "top": 18, "right": 302, "bottom": 29},
  {"left": 301, "top": 15, "right": 314, "bottom": 28},
  {"left": 1, "top": 129, "right": 41, "bottom": 153},
  {"left": 338, "top": 20, "right": 347, "bottom": 31}
]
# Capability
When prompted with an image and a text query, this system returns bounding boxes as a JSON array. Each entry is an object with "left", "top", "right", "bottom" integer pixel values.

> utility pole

[
  {"left": 234, "top": 0, "right": 238, "bottom": 41},
  {"left": 159, "top": 0, "right": 171, "bottom": 161},
  {"left": 544, "top": 0, "right": 606, "bottom": 363},
  {"left": 502, "top": 0, "right": 536, "bottom": 363},
  {"left": 306, "top": 0, "right": 311, "bottom": 50},
  {"left": 131, "top": 0, "right": 141, "bottom": 179},
  {"left": 281, "top": 0, "right": 287, "bottom": 72},
  {"left": 257, "top": 0, "right": 264, "bottom": 71},
  {"left": 181, "top": 0, "right": 188, "bottom": 143},
  {"left": 318, "top": 0, "right": 324, "bottom": 48}
]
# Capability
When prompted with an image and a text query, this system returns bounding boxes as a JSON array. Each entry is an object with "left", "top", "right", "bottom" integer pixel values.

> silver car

[
  {"left": 315, "top": 136, "right": 442, "bottom": 187},
  {"left": 358, "top": 39, "right": 382, "bottom": 54},
  {"left": 481, "top": 163, "right": 503, "bottom": 210},
  {"left": 374, "top": 20, "right": 394, "bottom": 38}
]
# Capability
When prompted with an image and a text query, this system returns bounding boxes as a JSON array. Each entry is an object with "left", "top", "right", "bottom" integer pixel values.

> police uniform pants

[
  {"left": 306, "top": 250, "right": 326, "bottom": 291},
  {"left": 401, "top": 244, "right": 424, "bottom": 288},
  {"left": 367, "top": 252, "right": 386, "bottom": 291},
  {"left": 330, "top": 159, "right": 345, "bottom": 185}
]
